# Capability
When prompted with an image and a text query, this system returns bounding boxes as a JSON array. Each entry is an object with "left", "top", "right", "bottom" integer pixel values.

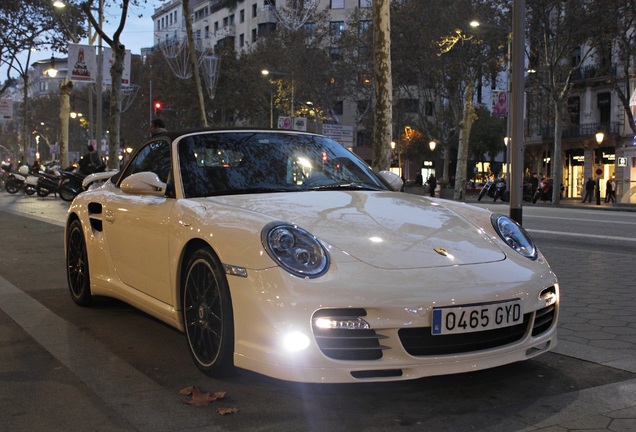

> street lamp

[
  {"left": 261, "top": 69, "right": 295, "bottom": 122},
  {"left": 595, "top": 131, "right": 604, "bottom": 205}
]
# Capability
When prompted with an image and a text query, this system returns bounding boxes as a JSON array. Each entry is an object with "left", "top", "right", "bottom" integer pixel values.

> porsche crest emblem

[{"left": 434, "top": 247, "right": 449, "bottom": 256}]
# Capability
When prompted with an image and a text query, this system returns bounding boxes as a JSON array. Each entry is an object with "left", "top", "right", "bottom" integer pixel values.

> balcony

[
  {"left": 257, "top": 5, "right": 276, "bottom": 25},
  {"left": 539, "top": 121, "right": 620, "bottom": 139},
  {"left": 571, "top": 64, "right": 617, "bottom": 82}
]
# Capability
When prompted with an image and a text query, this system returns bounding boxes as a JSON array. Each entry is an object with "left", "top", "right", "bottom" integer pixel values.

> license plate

[{"left": 432, "top": 300, "right": 522, "bottom": 335}]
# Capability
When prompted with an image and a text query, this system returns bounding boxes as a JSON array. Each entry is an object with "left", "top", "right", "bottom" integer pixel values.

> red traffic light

[{"left": 154, "top": 101, "right": 162, "bottom": 110}]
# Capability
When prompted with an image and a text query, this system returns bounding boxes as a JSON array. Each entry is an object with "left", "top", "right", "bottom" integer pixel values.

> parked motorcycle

[
  {"left": 532, "top": 178, "right": 553, "bottom": 203},
  {"left": 35, "top": 167, "right": 63, "bottom": 197},
  {"left": 477, "top": 177, "right": 508, "bottom": 202},
  {"left": 55, "top": 169, "right": 88, "bottom": 202},
  {"left": 5, "top": 166, "right": 36, "bottom": 195},
  {"left": 0, "top": 161, "right": 10, "bottom": 192}
]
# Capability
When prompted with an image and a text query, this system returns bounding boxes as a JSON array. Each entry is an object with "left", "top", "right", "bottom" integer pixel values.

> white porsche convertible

[{"left": 65, "top": 129, "right": 559, "bottom": 383}]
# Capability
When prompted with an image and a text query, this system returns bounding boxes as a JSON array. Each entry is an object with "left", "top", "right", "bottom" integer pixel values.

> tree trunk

[
  {"left": 551, "top": 100, "right": 564, "bottom": 205},
  {"left": 371, "top": 0, "right": 392, "bottom": 172},
  {"left": 107, "top": 46, "right": 125, "bottom": 170},
  {"left": 59, "top": 80, "right": 74, "bottom": 168},
  {"left": 20, "top": 74, "right": 29, "bottom": 163},
  {"left": 453, "top": 84, "right": 476, "bottom": 200},
  {"left": 183, "top": 0, "right": 208, "bottom": 127}
]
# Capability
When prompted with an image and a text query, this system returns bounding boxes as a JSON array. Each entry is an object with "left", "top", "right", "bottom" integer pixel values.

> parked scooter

[
  {"left": 532, "top": 178, "right": 553, "bottom": 203},
  {"left": 0, "top": 161, "right": 10, "bottom": 192},
  {"left": 35, "top": 167, "right": 63, "bottom": 197},
  {"left": 477, "top": 177, "right": 508, "bottom": 202},
  {"left": 5, "top": 166, "right": 36, "bottom": 195},
  {"left": 57, "top": 169, "right": 89, "bottom": 202}
]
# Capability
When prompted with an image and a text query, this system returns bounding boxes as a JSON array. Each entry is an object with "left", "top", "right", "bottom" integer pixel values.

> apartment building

[
  {"left": 524, "top": 54, "right": 636, "bottom": 204},
  {"left": 151, "top": 0, "right": 376, "bottom": 156}
]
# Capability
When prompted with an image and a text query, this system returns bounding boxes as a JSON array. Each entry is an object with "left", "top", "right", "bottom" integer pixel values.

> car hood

[{"left": 204, "top": 191, "right": 506, "bottom": 270}]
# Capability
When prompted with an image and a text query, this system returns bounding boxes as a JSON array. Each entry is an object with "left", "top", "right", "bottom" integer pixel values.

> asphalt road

[{"left": 1, "top": 194, "right": 636, "bottom": 431}]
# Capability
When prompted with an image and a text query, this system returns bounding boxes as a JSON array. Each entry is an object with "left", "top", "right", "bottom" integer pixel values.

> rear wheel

[
  {"left": 66, "top": 219, "right": 93, "bottom": 306},
  {"left": 5, "top": 179, "right": 19, "bottom": 194},
  {"left": 182, "top": 248, "right": 234, "bottom": 376},
  {"left": 36, "top": 185, "right": 51, "bottom": 197}
]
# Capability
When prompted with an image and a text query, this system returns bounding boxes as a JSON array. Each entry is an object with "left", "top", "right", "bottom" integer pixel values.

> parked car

[{"left": 65, "top": 129, "right": 559, "bottom": 383}]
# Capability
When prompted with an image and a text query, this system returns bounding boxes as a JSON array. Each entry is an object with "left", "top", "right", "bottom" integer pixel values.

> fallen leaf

[
  {"left": 182, "top": 385, "right": 229, "bottom": 407},
  {"left": 179, "top": 386, "right": 193, "bottom": 396},
  {"left": 216, "top": 407, "right": 239, "bottom": 415}
]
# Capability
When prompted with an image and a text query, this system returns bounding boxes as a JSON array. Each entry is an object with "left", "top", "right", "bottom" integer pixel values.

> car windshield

[{"left": 178, "top": 131, "right": 390, "bottom": 198}]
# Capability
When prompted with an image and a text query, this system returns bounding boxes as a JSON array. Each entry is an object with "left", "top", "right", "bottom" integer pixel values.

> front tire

[
  {"left": 477, "top": 187, "right": 487, "bottom": 201},
  {"left": 59, "top": 179, "right": 79, "bottom": 202},
  {"left": 182, "top": 248, "right": 234, "bottom": 376},
  {"left": 66, "top": 219, "right": 93, "bottom": 306}
]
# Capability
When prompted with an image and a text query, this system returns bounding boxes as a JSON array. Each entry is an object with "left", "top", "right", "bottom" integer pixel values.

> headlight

[
  {"left": 262, "top": 222, "right": 330, "bottom": 278},
  {"left": 490, "top": 214, "right": 537, "bottom": 260}
]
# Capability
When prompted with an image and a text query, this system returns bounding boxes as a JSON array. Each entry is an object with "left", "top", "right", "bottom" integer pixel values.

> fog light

[
  {"left": 313, "top": 317, "right": 370, "bottom": 330},
  {"left": 283, "top": 332, "right": 310, "bottom": 351}
]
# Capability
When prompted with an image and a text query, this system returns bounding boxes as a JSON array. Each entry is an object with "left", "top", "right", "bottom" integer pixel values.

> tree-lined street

[{"left": 1, "top": 194, "right": 635, "bottom": 431}]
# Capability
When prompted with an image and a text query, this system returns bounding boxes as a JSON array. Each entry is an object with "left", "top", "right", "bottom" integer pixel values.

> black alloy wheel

[
  {"left": 24, "top": 185, "right": 36, "bottom": 196},
  {"left": 5, "top": 179, "right": 19, "bottom": 194},
  {"left": 66, "top": 219, "right": 93, "bottom": 306},
  {"left": 182, "top": 248, "right": 234, "bottom": 376}
]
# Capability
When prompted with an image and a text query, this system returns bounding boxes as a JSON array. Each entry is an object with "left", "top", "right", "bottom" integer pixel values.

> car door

[{"left": 103, "top": 137, "right": 176, "bottom": 305}]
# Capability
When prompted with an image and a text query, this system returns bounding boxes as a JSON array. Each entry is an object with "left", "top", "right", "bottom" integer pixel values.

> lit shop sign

[
  {"left": 617, "top": 157, "right": 627, "bottom": 167},
  {"left": 572, "top": 155, "right": 585, "bottom": 162},
  {"left": 423, "top": 160, "right": 434, "bottom": 167}
]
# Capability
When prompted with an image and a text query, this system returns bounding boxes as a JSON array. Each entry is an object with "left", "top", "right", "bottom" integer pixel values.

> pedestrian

[
  {"left": 149, "top": 118, "right": 167, "bottom": 136},
  {"left": 415, "top": 172, "right": 423, "bottom": 186},
  {"left": 530, "top": 173, "right": 539, "bottom": 194},
  {"left": 610, "top": 177, "right": 617, "bottom": 203},
  {"left": 427, "top": 174, "right": 437, "bottom": 197},
  {"left": 78, "top": 144, "right": 104, "bottom": 175},
  {"left": 581, "top": 177, "right": 595, "bottom": 203},
  {"left": 605, "top": 178, "right": 614, "bottom": 203}
]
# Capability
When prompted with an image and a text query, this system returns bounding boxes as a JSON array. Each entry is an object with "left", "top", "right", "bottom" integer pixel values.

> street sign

[
  {"left": 595, "top": 166, "right": 603, "bottom": 178},
  {"left": 322, "top": 124, "right": 354, "bottom": 145}
]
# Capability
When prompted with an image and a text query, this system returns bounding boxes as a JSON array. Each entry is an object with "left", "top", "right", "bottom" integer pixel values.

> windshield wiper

[{"left": 306, "top": 182, "right": 383, "bottom": 191}]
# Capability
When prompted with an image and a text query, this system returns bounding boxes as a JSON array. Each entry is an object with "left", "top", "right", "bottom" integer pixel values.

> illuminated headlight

[
  {"left": 262, "top": 222, "right": 329, "bottom": 278},
  {"left": 283, "top": 332, "right": 310, "bottom": 351},
  {"left": 491, "top": 214, "right": 537, "bottom": 260}
]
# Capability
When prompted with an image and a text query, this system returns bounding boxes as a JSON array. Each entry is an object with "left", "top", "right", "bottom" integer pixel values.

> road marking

[
  {"left": 527, "top": 228, "right": 636, "bottom": 242},
  {"left": 528, "top": 215, "right": 636, "bottom": 226}
]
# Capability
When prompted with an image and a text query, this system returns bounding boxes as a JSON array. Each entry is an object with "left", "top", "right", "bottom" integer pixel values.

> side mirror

[
  {"left": 379, "top": 170, "right": 404, "bottom": 191},
  {"left": 120, "top": 172, "right": 167, "bottom": 196}
]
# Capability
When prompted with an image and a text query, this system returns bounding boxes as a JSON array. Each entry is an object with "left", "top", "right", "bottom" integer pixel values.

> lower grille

[
  {"left": 398, "top": 315, "right": 531, "bottom": 356},
  {"left": 532, "top": 304, "right": 556, "bottom": 336},
  {"left": 312, "top": 308, "right": 387, "bottom": 360}
]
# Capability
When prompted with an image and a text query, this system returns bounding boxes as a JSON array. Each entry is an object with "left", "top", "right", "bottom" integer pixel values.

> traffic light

[{"left": 154, "top": 101, "right": 162, "bottom": 115}]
